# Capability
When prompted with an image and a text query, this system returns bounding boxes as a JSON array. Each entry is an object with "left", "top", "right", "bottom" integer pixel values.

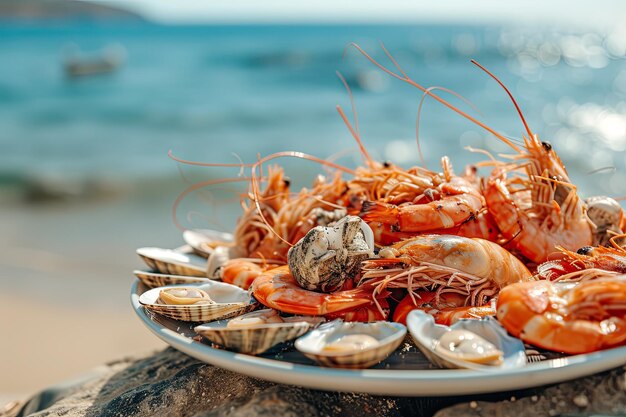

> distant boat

[{"left": 63, "top": 44, "right": 126, "bottom": 78}]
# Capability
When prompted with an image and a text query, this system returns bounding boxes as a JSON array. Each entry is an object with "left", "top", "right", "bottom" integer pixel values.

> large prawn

[
  {"left": 497, "top": 277, "right": 626, "bottom": 354},
  {"left": 249, "top": 265, "right": 387, "bottom": 320},
  {"left": 359, "top": 234, "right": 533, "bottom": 317},
  {"left": 536, "top": 235, "right": 626, "bottom": 282}
]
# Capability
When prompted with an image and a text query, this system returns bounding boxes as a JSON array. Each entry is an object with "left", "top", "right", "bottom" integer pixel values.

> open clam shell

[
  {"left": 194, "top": 309, "right": 325, "bottom": 355},
  {"left": 183, "top": 229, "right": 234, "bottom": 258},
  {"left": 137, "top": 247, "right": 207, "bottom": 277},
  {"left": 133, "top": 270, "right": 210, "bottom": 289},
  {"left": 406, "top": 310, "right": 526, "bottom": 371},
  {"left": 139, "top": 281, "right": 255, "bottom": 322},
  {"left": 295, "top": 320, "right": 406, "bottom": 369}
]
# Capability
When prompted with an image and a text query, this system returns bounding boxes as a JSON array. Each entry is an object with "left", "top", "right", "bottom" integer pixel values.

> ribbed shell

[
  {"left": 195, "top": 321, "right": 312, "bottom": 355},
  {"left": 139, "top": 282, "right": 255, "bottom": 322},
  {"left": 137, "top": 247, "right": 207, "bottom": 277},
  {"left": 295, "top": 321, "right": 406, "bottom": 369},
  {"left": 133, "top": 270, "right": 210, "bottom": 289},
  {"left": 183, "top": 229, "right": 234, "bottom": 258}
]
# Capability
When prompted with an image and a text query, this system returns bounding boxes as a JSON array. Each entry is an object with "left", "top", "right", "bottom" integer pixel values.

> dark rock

[{"left": 6, "top": 348, "right": 626, "bottom": 417}]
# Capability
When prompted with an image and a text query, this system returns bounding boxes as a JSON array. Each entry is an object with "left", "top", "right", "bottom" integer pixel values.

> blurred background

[{"left": 2, "top": 0, "right": 626, "bottom": 404}]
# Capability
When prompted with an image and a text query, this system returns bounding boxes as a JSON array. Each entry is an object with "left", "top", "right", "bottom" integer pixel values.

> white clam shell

[
  {"left": 206, "top": 246, "right": 231, "bottom": 278},
  {"left": 183, "top": 229, "right": 234, "bottom": 258},
  {"left": 194, "top": 309, "right": 324, "bottom": 355},
  {"left": 406, "top": 310, "right": 526, "bottom": 371},
  {"left": 137, "top": 247, "right": 207, "bottom": 277},
  {"left": 295, "top": 320, "right": 406, "bottom": 369},
  {"left": 139, "top": 281, "right": 255, "bottom": 322},
  {"left": 133, "top": 270, "right": 211, "bottom": 289}
]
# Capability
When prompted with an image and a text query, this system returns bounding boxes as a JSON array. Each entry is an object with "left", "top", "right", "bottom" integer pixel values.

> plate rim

[{"left": 131, "top": 280, "right": 626, "bottom": 396}]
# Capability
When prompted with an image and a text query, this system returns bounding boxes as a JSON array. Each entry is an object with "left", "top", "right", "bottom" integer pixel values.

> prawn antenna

[
  {"left": 335, "top": 71, "right": 374, "bottom": 167},
  {"left": 416, "top": 86, "right": 482, "bottom": 169},
  {"left": 171, "top": 177, "right": 251, "bottom": 231},
  {"left": 470, "top": 59, "right": 534, "bottom": 141},
  {"left": 347, "top": 42, "right": 522, "bottom": 153}
]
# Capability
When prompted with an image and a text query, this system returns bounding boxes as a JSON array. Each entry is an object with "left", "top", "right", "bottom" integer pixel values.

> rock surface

[{"left": 4, "top": 348, "right": 626, "bottom": 417}]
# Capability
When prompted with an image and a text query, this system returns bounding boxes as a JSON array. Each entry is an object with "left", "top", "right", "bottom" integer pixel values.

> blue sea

[{"left": 1, "top": 22, "right": 626, "bottom": 233}]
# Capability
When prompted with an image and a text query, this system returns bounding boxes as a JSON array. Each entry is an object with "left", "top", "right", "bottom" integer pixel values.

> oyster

[
  {"left": 288, "top": 215, "right": 374, "bottom": 292},
  {"left": 406, "top": 310, "right": 526, "bottom": 371},
  {"left": 133, "top": 270, "right": 210, "bottom": 289},
  {"left": 137, "top": 247, "right": 207, "bottom": 277},
  {"left": 183, "top": 229, "right": 234, "bottom": 258},
  {"left": 194, "top": 309, "right": 324, "bottom": 355},
  {"left": 139, "top": 281, "right": 255, "bottom": 322},
  {"left": 294, "top": 320, "right": 406, "bottom": 368}
]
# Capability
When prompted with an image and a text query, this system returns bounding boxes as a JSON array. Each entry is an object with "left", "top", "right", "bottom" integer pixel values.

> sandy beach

[{"left": 0, "top": 197, "right": 183, "bottom": 403}]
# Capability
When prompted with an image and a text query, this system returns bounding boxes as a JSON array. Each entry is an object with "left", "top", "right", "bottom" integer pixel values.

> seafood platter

[{"left": 132, "top": 46, "right": 626, "bottom": 395}]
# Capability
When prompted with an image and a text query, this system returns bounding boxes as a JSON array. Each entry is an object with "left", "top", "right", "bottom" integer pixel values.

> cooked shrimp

[
  {"left": 358, "top": 157, "right": 485, "bottom": 236},
  {"left": 496, "top": 277, "right": 626, "bottom": 354},
  {"left": 483, "top": 144, "right": 592, "bottom": 264},
  {"left": 393, "top": 291, "right": 496, "bottom": 325},
  {"left": 249, "top": 265, "right": 379, "bottom": 317},
  {"left": 233, "top": 169, "right": 348, "bottom": 262},
  {"left": 536, "top": 236, "right": 626, "bottom": 282},
  {"left": 361, "top": 235, "right": 533, "bottom": 316},
  {"left": 220, "top": 259, "right": 280, "bottom": 290}
]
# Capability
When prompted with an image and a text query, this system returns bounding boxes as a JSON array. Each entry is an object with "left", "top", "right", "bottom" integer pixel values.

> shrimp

[
  {"left": 496, "top": 277, "right": 626, "bottom": 354},
  {"left": 536, "top": 235, "right": 626, "bottom": 282},
  {"left": 219, "top": 259, "right": 281, "bottom": 290},
  {"left": 249, "top": 265, "right": 383, "bottom": 318},
  {"left": 392, "top": 291, "right": 496, "bottom": 325},
  {"left": 360, "top": 235, "right": 533, "bottom": 316},
  {"left": 358, "top": 157, "right": 485, "bottom": 235},
  {"left": 483, "top": 140, "right": 592, "bottom": 264},
  {"left": 233, "top": 169, "right": 348, "bottom": 262},
  {"left": 471, "top": 63, "right": 592, "bottom": 263}
]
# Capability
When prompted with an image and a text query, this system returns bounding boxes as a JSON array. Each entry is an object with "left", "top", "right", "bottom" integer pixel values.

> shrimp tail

[{"left": 360, "top": 201, "right": 398, "bottom": 224}]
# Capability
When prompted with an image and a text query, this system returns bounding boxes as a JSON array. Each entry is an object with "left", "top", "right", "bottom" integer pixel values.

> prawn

[
  {"left": 249, "top": 265, "right": 386, "bottom": 319},
  {"left": 219, "top": 258, "right": 281, "bottom": 290},
  {"left": 496, "top": 277, "right": 626, "bottom": 354},
  {"left": 473, "top": 62, "right": 592, "bottom": 263},
  {"left": 392, "top": 291, "right": 496, "bottom": 325},
  {"left": 536, "top": 235, "right": 626, "bottom": 282},
  {"left": 360, "top": 234, "right": 533, "bottom": 316},
  {"left": 358, "top": 157, "right": 485, "bottom": 235}
]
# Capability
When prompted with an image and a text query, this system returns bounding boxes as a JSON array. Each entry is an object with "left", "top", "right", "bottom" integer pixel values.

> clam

[
  {"left": 133, "top": 270, "right": 210, "bottom": 289},
  {"left": 183, "top": 229, "right": 234, "bottom": 258},
  {"left": 294, "top": 320, "right": 406, "bottom": 369},
  {"left": 406, "top": 310, "right": 526, "bottom": 370},
  {"left": 137, "top": 247, "right": 207, "bottom": 277},
  {"left": 139, "top": 281, "right": 255, "bottom": 322},
  {"left": 194, "top": 309, "right": 325, "bottom": 355}
]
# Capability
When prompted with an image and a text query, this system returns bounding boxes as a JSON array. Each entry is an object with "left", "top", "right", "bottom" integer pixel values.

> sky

[{"left": 90, "top": 0, "right": 626, "bottom": 28}]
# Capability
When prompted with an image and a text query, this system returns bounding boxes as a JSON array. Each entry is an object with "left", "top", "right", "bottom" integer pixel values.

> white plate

[{"left": 131, "top": 280, "right": 626, "bottom": 396}]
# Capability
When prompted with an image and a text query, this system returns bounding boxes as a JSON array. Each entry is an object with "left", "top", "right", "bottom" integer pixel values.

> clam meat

[
  {"left": 434, "top": 329, "right": 503, "bottom": 366},
  {"left": 158, "top": 287, "right": 214, "bottom": 305}
]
